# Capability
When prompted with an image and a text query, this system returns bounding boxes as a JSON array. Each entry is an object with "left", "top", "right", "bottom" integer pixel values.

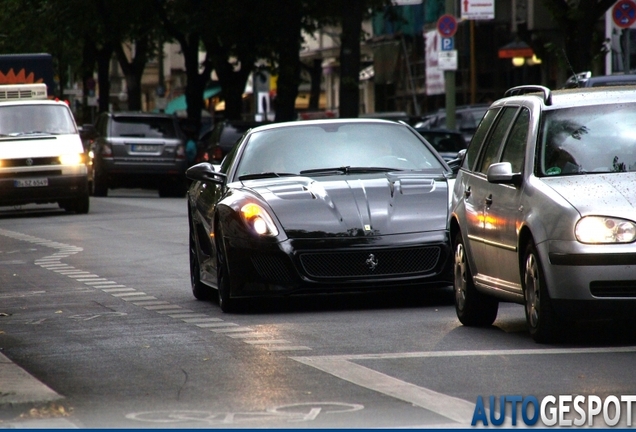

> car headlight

[
  {"left": 575, "top": 216, "right": 636, "bottom": 244},
  {"left": 240, "top": 203, "right": 279, "bottom": 236},
  {"left": 59, "top": 153, "right": 83, "bottom": 166}
]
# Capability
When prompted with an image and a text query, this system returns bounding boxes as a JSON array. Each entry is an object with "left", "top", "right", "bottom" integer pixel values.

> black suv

[
  {"left": 91, "top": 112, "right": 188, "bottom": 197},
  {"left": 196, "top": 120, "right": 269, "bottom": 164}
]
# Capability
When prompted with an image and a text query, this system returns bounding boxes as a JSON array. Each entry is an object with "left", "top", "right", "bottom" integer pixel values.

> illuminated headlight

[
  {"left": 240, "top": 203, "right": 278, "bottom": 236},
  {"left": 59, "top": 153, "right": 83, "bottom": 165},
  {"left": 575, "top": 216, "right": 636, "bottom": 244}
]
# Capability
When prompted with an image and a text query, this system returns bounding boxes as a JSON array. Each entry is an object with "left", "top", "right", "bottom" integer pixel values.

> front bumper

[
  {"left": 538, "top": 240, "right": 636, "bottom": 319},
  {"left": 0, "top": 173, "right": 88, "bottom": 206},
  {"left": 224, "top": 230, "right": 453, "bottom": 298}
]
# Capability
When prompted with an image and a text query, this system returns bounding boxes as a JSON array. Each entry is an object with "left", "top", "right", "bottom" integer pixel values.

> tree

[{"left": 532, "top": 0, "right": 616, "bottom": 75}]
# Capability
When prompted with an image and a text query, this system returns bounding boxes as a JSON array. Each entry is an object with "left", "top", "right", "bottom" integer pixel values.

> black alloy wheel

[{"left": 189, "top": 225, "right": 212, "bottom": 301}]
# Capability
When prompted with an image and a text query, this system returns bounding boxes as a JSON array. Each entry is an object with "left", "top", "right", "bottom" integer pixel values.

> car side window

[
  {"left": 500, "top": 107, "right": 530, "bottom": 173},
  {"left": 462, "top": 107, "right": 500, "bottom": 171},
  {"left": 477, "top": 107, "right": 518, "bottom": 174}
]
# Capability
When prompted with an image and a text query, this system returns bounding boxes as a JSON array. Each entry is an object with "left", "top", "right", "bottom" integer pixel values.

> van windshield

[{"left": 0, "top": 104, "right": 77, "bottom": 136}]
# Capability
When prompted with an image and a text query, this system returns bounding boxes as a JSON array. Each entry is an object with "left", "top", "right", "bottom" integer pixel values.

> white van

[{"left": 0, "top": 83, "right": 90, "bottom": 213}]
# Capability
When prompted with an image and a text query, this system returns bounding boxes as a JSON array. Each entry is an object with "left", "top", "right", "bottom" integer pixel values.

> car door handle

[
  {"left": 485, "top": 194, "right": 493, "bottom": 206},
  {"left": 464, "top": 187, "right": 471, "bottom": 198}
]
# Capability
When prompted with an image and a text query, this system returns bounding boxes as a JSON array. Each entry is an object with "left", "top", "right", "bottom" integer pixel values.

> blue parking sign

[{"left": 442, "top": 38, "right": 454, "bottom": 51}]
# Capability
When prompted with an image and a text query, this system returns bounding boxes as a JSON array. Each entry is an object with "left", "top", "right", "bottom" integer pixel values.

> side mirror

[
  {"left": 487, "top": 162, "right": 522, "bottom": 185},
  {"left": 186, "top": 162, "right": 226, "bottom": 184}
]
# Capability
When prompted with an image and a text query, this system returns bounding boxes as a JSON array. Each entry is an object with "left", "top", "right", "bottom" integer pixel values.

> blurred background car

[
  {"left": 415, "top": 104, "right": 489, "bottom": 144},
  {"left": 562, "top": 71, "right": 636, "bottom": 88},
  {"left": 195, "top": 120, "right": 269, "bottom": 164},
  {"left": 91, "top": 111, "right": 188, "bottom": 197},
  {"left": 414, "top": 128, "right": 467, "bottom": 162}
]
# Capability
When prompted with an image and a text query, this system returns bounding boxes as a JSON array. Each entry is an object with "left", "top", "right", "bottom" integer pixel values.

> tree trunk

[
  {"left": 308, "top": 59, "right": 323, "bottom": 111},
  {"left": 339, "top": 0, "right": 363, "bottom": 118},
  {"left": 96, "top": 43, "right": 113, "bottom": 114},
  {"left": 274, "top": 1, "right": 302, "bottom": 122}
]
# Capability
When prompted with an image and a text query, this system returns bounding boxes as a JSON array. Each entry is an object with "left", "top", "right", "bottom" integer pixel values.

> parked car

[
  {"left": 195, "top": 120, "right": 269, "bottom": 164},
  {"left": 415, "top": 104, "right": 489, "bottom": 144},
  {"left": 563, "top": 71, "right": 636, "bottom": 88},
  {"left": 0, "top": 83, "right": 90, "bottom": 213},
  {"left": 414, "top": 127, "right": 467, "bottom": 162},
  {"left": 186, "top": 118, "right": 454, "bottom": 312},
  {"left": 91, "top": 112, "right": 188, "bottom": 197},
  {"left": 450, "top": 84, "right": 636, "bottom": 343}
]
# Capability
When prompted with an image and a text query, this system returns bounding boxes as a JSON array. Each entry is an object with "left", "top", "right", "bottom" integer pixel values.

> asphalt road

[{"left": 1, "top": 190, "right": 636, "bottom": 428}]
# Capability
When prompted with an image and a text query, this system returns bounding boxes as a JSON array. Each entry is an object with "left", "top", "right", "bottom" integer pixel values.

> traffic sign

[
  {"left": 613, "top": 0, "right": 636, "bottom": 28},
  {"left": 438, "top": 50, "right": 458, "bottom": 71},
  {"left": 441, "top": 37, "right": 454, "bottom": 51},
  {"left": 437, "top": 14, "right": 458, "bottom": 38}
]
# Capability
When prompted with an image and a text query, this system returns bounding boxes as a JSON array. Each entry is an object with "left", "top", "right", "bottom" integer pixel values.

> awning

[
  {"left": 165, "top": 86, "right": 222, "bottom": 114},
  {"left": 498, "top": 40, "right": 534, "bottom": 59}
]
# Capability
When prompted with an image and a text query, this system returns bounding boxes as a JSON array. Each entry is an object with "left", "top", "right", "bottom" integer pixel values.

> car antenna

[{"left": 562, "top": 48, "right": 579, "bottom": 85}]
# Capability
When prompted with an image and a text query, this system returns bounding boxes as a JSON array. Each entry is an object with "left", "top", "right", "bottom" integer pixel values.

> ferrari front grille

[
  {"left": 251, "top": 255, "right": 295, "bottom": 283},
  {"left": 299, "top": 246, "right": 441, "bottom": 279}
]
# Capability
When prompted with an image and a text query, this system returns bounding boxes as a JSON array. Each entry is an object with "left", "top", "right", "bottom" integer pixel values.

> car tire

[
  {"left": 216, "top": 232, "right": 238, "bottom": 313},
  {"left": 522, "top": 241, "right": 563, "bottom": 343},
  {"left": 189, "top": 226, "right": 212, "bottom": 301},
  {"left": 73, "top": 192, "right": 90, "bottom": 214},
  {"left": 93, "top": 171, "right": 108, "bottom": 197},
  {"left": 453, "top": 231, "right": 498, "bottom": 326}
]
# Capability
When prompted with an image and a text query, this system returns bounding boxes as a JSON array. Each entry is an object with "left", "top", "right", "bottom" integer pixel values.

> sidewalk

[{"left": 0, "top": 352, "right": 76, "bottom": 428}]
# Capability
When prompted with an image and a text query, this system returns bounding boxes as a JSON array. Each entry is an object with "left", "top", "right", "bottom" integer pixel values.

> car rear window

[{"left": 111, "top": 117, "right": 177, "bottom": 138}]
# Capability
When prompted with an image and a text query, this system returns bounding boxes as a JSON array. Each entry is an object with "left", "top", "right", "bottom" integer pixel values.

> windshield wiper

[
  {"left": 300, "top": 166, "right": 398, "bottom": 175},
  {"left": 238, "top": 172, "right": 297, "bottom": 180}
]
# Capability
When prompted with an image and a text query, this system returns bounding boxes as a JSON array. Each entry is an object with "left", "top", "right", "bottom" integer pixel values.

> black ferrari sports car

[{"left": 186, "top": 118, "right": 454, "bottom": 311}]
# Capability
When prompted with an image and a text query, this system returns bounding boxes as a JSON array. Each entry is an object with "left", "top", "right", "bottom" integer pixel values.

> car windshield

[
  {"left": 539, "top": 103, "right": 636, "bottom": 176},
  {"left": 235, "top": 122, "right": 444, "bottom": 179},
  {"left": 0, "top": 104, "right": 77, "bottom": 136},
  {"left": 111, "top": 116, "right": 177, "bottom": 138}
]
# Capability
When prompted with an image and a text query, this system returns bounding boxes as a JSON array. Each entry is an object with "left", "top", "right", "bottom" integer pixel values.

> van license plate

[{"left": 14, "top": 178, "right": 49, "bottom": 187}]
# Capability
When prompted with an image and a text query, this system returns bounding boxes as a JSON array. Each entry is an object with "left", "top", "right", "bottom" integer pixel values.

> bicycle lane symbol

[{"left": 125, "top": 402, "right": 364, "bottom": 425}]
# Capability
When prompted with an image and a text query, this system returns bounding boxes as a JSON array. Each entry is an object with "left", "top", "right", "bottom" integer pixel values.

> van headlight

[
  {"left": 240, "top": 203, "right": 278, "bottom": 236},
  {"left": 575, "top": 216, "right": 636, "bottom": 244},
  {"left": 59, "top": 153, "right": 83, "bottom": 166}
]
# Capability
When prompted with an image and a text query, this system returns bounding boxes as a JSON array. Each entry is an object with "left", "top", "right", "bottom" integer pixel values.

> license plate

[
  {"left": 131, "top": 144, "right": 160, "bottom": 152},
  {"left": 14, "top": 178, "right": 49, "bottom": 187}
]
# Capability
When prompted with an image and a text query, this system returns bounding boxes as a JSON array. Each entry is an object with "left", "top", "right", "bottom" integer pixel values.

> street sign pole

[{"left": 444, "top": 1, "right": 456, "bottom": 131}]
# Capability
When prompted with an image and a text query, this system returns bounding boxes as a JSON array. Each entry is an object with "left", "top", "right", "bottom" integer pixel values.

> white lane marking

[
  {"left": 111, "top": 292, "right": 148, "bottom": 297},
  {"left": 87, "top": 281, "right": 119, "bottom": 286},
  {"left": 198, "top": 322, "right": 238, "bottom": 328},
  {"left": 156, "top": 309, "right": 189, "bottom": 314},
  {"left": 144, "top": 305, "right": 183, "bottom": 311},
  {"left": 182, "top": 318, "right": 223, "bottom": 323},
  {"left": 122, "top": 296, "right": 156, "bottom": 301},
  {"left": 311, "top": 346, "right": 636, "bottom": 361},
  {"left": 243, "top": 339, "right": 291, "bottom": 345},
  {"left": 210, "top": 327, "right": 255, "bottom": 333},
  {"left": 291, "top": 355, "right": 473, "bottom": 425},
  {"left": 263, "top": 346, "right": 312, "bottom": 352},
  {"left": 133, "top": 301, "right": 170, "bottom": 306},
  {"left": 77, "top": 278, "right": 108, "bottom": 282},
  {"left": 168, "top": 313, "right": 209, "bottom": 319},
  {"left": 227, "top": 332, "right": 272, "bottom": 339},
  {"left": 67, "top": 274, "right": 98, "bottom": 278},
  {"left": 102, "top": 287, "right": 134, "bottom": 292},
  {"left": 291, "top": 347, "right": 636, "bottom": 426}
]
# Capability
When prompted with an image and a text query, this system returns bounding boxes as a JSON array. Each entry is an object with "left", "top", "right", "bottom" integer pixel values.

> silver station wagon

[{"left": 450, "top": 85, "right": 636, "bottom": 343}]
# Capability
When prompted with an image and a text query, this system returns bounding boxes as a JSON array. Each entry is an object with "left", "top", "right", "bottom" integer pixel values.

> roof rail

[{"left": 504, "top": 85, "right": 552, "bottom": 106}]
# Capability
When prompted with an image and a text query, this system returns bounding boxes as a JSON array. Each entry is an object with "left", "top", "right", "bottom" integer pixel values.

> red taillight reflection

[{"left": 213, "top": 147, "right": 223, "bottom": 161}]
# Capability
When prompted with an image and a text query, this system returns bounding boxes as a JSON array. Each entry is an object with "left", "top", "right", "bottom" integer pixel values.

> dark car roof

[
  {"left": 563, "top": 72, "right": 636, "bottom": 88},
  {"left": 109, "top": 111, "right": 176, "bottom": 119}
]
